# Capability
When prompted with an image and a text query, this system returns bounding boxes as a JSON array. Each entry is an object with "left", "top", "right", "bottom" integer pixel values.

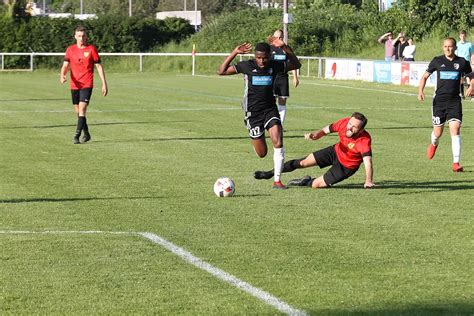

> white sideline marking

[
  {"left": 140, "top": 232, "right": 307, "bottom": 316},
  {"left": 0, "top": 230, "right": 307, "bottom": 316}
]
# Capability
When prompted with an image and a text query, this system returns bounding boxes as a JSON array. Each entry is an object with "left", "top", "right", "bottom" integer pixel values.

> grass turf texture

[{"left": 0, "top": 72, "right": 473, "bottom": 314}]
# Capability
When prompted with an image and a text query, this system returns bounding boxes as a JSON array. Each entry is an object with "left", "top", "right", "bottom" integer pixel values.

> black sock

[
  {"left": 75, "top": 116, "right": 85, "bottom": 136},
  {"left": 282, "top": 159, "right": 302, "bottom": 173},
  {"left": 83, "top": 117, "right": 89, "bottom": 134}
]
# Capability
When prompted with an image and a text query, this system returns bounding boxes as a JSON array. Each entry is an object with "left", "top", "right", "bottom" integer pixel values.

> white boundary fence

[
  {"left": 0, "top": 52, "right": 324, "bottom": 78},
  {"left": 0, "top": 52, "right": 433, "bottom": 87}
]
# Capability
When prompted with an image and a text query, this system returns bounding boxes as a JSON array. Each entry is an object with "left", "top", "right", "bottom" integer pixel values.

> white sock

[
  {"left": 278, "top": 105, "right": 286, "bottom": 125},
  {"left": 273, "top": 147, "right": 284, "bottom": 182},
  {"left": 431, "top": 131, "right": 439, "bottom": 146},
  {"left": 451, "top": 135, "right": 461, "bottom": 163}
]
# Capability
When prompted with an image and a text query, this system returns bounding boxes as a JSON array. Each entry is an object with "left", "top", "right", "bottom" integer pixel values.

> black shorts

[
  {"left": 313, "top": 145, "right": 358, "bottom": 186},
  {"left": 71, "top": 88, "right": 93, "bottom": 105},
  {"left": 243, "top": 106, "right": 281, "bottom": 139},
  {"left": 273, "top": 74, "right": 289, "bottom": 98},
  {"left": 431, "top": 96, "right": 462, "bottom": 126}
]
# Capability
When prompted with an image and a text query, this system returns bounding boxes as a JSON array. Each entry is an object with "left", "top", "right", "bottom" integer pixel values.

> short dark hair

[
  {"left": 460, "top": 30, "right": 467, "bottom": 35},
  {"left": 352, "top": 112, "right": 368, "bottom": 129},
  {"left": 255, "top": 42, "right": 271, "bottom": 54},
  {"left": 75, "top": 26, "right": 87, "bottom": 33},
  {"left": 445, "top": 37, "right": 457, "bottom": 46}
]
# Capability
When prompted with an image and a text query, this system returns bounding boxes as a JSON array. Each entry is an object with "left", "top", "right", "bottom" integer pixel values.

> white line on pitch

[
  {"left": 140, "top": 232, "right": 307, "bottom": 316},
  {"left": 0, "top": 230, "right": 307, "bottom": 316}
]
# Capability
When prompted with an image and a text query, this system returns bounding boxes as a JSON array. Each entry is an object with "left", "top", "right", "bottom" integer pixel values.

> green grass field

[{"left": 1, "top": 71, "right": 473, "bottom": 315}]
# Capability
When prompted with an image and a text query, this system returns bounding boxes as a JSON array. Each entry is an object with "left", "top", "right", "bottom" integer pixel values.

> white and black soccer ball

[{"left": 213, "top": 177, "right": 235, "bottom": 197}]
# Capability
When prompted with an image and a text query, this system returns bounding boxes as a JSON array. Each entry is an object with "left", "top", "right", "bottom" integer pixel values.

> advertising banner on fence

[
  {"left": 325, "top": 58, "right": 435, "bottom": 87},
  {"left": 325, "top": 59, "right": 373, "bottom": 81}
]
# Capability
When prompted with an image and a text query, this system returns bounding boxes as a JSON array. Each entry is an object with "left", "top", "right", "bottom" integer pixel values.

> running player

[
  {"left": 269, "top": 29, "right": 299, "bottom": 126},
  {"left": 60, "top": 26, "right": 108, "bottom": 144},
  {"left": 217, "top": 41, "right": 301, "bottom": 189},
  {"left": 418, "top": 37, "right": 472, "bottom": 172},
  {"left": 254, "top": 112, "right": 374, "bottom": 189}
]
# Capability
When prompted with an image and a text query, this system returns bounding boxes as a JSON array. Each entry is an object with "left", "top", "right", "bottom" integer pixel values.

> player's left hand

[
  {"left": 364, "top": 182, "right": 375, "bottom": 189},
  {"left": 270, "top": 37, "right": 285, "bottom": 48},
  {"left": 293, "top": 77, "right": 299, "bottom": 88},
  {"left": 466, "top": 86, "right": 473, "bottom": 97},
  {"left": 102, "top": 85, "right": 108, "bottom": 97}
]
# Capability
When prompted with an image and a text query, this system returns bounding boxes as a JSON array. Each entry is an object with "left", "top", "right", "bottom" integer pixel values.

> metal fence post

[
  {"left": 139, "top": 54, "right": 143, "bottom": 72},
  {"left": 30, "top": 53, "right": 34, "bottom": 71}
]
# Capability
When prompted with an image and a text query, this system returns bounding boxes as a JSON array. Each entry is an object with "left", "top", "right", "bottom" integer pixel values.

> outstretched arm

[
  {"left": 304, "top": 125, "right": 331, "bottom": 140},
  {"left": 466, "top": 73, "right": 474, "bottom": 97},
  {"left": 418, "top": 72, "right": 431, "bottom": 101},
  {"left": 60, "top": 61, "right": 69, "bottom": 83},
  {"left": 269, "top": 37, "right": 301, "bottom": 71},
  {"left": 95, "top": 63, "right": 108, "bottom": 96},
  {"left": 217, "top": 43, "right": 252, "bottom": 76},
  {"left": 362, "top": 156, "right": 374, "bottom": 188},
  {"left": 292, "top": 69, "right": 299, "bottom": 88},
  {"left": 378, "top": 32, "right": 390, "bottom": 44}
]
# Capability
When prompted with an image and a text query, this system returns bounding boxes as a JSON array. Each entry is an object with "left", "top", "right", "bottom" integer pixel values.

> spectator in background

[
  {"left": 402, "top": 38, "right": 416, "bottom": 61},
  {"left": 378, "top": 31, "right": 395, "bottom": 61},
  {"left": 393, "top": 33, "right": 409, "bottom": 61},
  {"left": 455, "top": 30, "right": 473, "bottom": 64},
  {"left": 455, "top": 30, "right": 473, "bottom": 99}
]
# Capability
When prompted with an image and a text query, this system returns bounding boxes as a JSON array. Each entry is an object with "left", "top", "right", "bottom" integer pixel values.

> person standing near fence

[
  {"left": 269, "top": 29, "right": 299, "bottom": 127},
  {"left": 60, "top": 26, "right": 108, "bottom": 144},
  {"left": 418, "top": 37, "right": 472, "bottom": 172}
]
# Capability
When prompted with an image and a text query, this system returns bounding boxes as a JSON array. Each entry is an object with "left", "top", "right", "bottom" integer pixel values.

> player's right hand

[
  {"left": 60, "top": 76, "right": 67, "bottom": 84},
  {"left": 304, "top": 133, "right": 313, "bottom": 140},
  {"left": 417, "top": 92, "right": 424, "bottom": 101},
  {"left": 234, "top": 43, "right": 252, "bottom": 55}
]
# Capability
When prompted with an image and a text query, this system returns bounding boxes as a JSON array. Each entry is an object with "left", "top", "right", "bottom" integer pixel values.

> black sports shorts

[
  {"left": 71, "top": 88, "right": 93, "bottom": 105},
  {"left": 273, "top": 74, "right": 289, "bottom": 98},
  {"left": 313, "top": 145, "right": 358, "bottom": 186},
  {"left": 431, "top": 96, "right": 462, "bottom": 126},
  {"left": 243, "top": 106, "right": 281, "bottom": 139}
]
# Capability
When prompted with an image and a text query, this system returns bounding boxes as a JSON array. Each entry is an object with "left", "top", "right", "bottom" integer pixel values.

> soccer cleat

[
  {"left": 287, "top": 175, "right": 313, "bottom": 187},
  {"left": 452, "top": 163, "right": 464, "bottom": 172},
  {"left": 82, "top": 132, "right": 91, "bottom": 143},
  {"left": 254, "top": 170, "right": 273, "bottom": 180},
  {"left": 426, "top": 144, "right": 438, "bottom": 160},
  {"left": 272, "top": 181, "right": 287, "bottom": 190},
  {"left": 73, "top": 136, "right": 80, "bottom": 144}
]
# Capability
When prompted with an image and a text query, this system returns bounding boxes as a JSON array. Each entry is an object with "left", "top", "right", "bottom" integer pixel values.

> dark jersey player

[
  {"left": 269, "top": 29, "right": 299, "bottom": 127},
  {"left": 418, "top": 37, "right": 472, "bottom": 172},
  {"left": 254, "top": 112, "right": 374, "bottom": 189},
  {"left": 60, "top": 26, "right": 108, "bottom": 144},
  {"left": 217, "top": 41, "right": 301, "bottom": 189}
]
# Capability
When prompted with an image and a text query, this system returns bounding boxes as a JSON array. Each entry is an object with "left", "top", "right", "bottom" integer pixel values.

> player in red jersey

[
  {"left": 254, "top": 112, "right": 374, "bottom": 189},
  {"left": 60, "top": 26, "right": 108, "bottom": 144}
]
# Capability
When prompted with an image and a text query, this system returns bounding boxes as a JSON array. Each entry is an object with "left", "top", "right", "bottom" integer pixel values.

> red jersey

[
  {"left": 330, "top": 117, "right": 372, "bottom": 170},
  {"left": 64, "top": 44, "right": 101, "bottom": 90}
]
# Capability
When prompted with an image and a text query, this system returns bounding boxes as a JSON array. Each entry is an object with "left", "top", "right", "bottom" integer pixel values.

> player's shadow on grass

[
  {"left": 0, "top": 98, "right": 69, "bottom": 102},
  {"left": 0, "top": 121, "right": 187, "bottom": 130},
  {"left": 309, "top": 302, "right": 474, "bottom": 315},
  {"left": 335, "top": 179, "right": 474, "bottom": 195},
  {"left": 0, "top": 196, "right": 162, "bottom": 204}
]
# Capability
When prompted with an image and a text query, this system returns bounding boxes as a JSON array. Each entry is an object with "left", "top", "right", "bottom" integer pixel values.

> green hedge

[{"left": 0, "top": 15, "right": 194, "bottom": 67}]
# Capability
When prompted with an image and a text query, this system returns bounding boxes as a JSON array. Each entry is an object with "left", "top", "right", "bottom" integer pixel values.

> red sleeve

[
  {"left": 64, "top": 47, "right": 71, "bottom": 62},
  {"left": 329, "top": 118, "right": 348, "bottom": 133},
  {"left": 358, "top": 136, "right": 372, "bottom": 157},
  {"left": 91, "top": 46, "right": 101, "bottom": 63}
]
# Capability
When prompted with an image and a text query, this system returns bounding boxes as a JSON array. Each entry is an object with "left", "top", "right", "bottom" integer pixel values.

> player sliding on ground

[
  {"left": 217, "top": 41, "right": 301, "bottom": 189},
  {"left": 254, "top": 112, "right": 375, "bottom": 189}
]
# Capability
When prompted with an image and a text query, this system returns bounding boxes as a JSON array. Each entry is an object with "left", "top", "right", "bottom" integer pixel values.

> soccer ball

[{"left": 213, "top": 177, "right": 235, "bottom": 197}]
